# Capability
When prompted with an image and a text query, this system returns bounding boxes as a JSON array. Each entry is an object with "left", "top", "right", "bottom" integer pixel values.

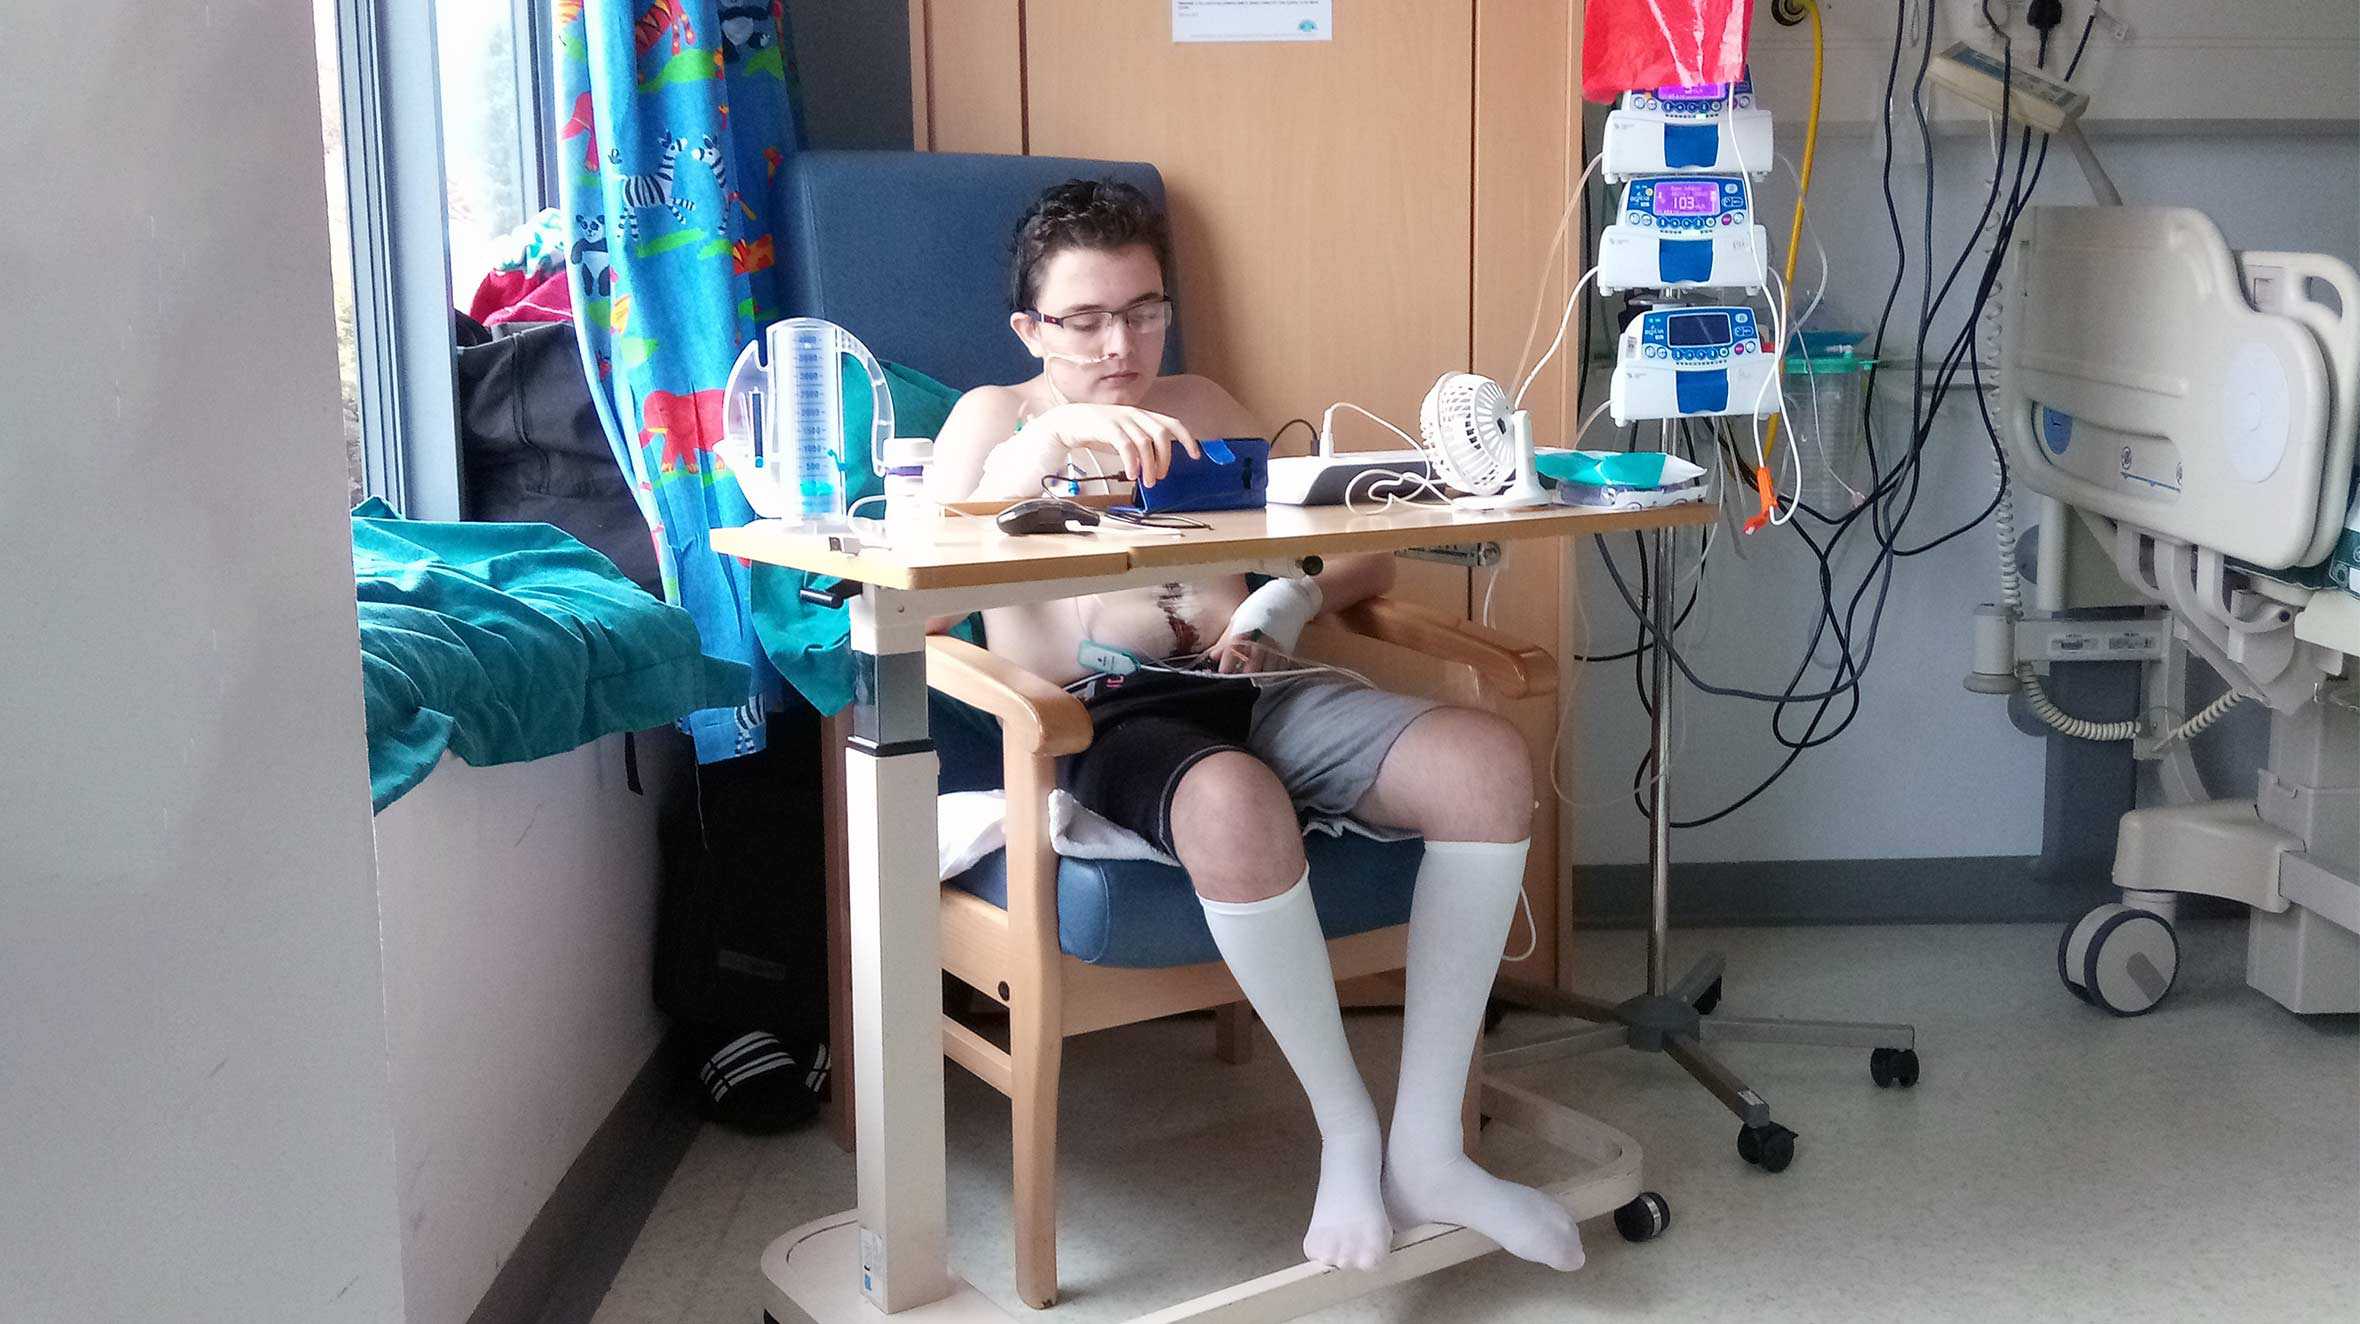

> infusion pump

[
  {"left": 1610, "top": 305, "right": 1782, "bottom": 425},
  {"left": 1602, "top": 70, "right": 1774, "bottom": 181},
  {"left": 1596, "top": 175, "right": 1770, "bottom": 295}
]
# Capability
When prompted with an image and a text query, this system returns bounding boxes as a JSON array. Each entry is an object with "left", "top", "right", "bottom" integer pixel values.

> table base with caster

[
  {"left": 1499, "top": 516, "right": 1919, "bottom": 1176},
  {"left": 762, "top": 1076, "right": 1666, "bottom": 1322},
  {"left": 1490, "top": 950, "right": 1919, "bottom": 1175}
]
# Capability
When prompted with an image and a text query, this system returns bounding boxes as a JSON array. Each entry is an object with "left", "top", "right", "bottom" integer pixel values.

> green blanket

[{"left": 355, "top": 500, "right": 750, "bottom": 812}]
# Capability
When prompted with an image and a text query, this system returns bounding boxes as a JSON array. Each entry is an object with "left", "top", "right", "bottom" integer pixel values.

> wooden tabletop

[{"left": 709, "top": 500, "right": 1714, "bottom": 591}]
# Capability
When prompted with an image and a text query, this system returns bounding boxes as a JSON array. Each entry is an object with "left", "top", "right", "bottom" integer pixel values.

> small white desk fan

[{"left": 1417, "top": 372, "right": 1551, "bottom": 510}]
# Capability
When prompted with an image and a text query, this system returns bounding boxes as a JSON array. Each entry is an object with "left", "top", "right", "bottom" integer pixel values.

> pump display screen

[
  {"left": 1667, "top": 313, "right": 1732, "bottom": 348},
  {"left": 1651, "top": 182, "right": 1721, "bottom": 216},
  {"left": 1657, "top": 82, "right": 1727, "bottom": 100}
]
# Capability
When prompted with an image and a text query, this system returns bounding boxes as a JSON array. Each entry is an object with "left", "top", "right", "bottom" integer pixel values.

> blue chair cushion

[
  {"left": 931, "top": 686, "right": 1420, "bottom": 967},
  {"left": 778, "top": 150, "right": 1187, "bottom": 391},
  {"left": 947, "top": 832, "right": 1425, "bottom": 969}
]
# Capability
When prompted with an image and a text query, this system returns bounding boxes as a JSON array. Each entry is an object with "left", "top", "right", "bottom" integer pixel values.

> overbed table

[{"left": 712, "top": 498, "right": 1713, "bottom": 1323}]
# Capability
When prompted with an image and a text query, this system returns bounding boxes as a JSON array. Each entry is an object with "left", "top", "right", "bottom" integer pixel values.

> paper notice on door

[{"left": 1172, "top": 0, "right": 1333, "bottom": 43}]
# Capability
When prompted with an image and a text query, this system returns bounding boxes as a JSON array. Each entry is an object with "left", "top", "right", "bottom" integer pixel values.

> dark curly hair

[{"left": 1007, "top": 179, "right": 1173, "bottom": 313}]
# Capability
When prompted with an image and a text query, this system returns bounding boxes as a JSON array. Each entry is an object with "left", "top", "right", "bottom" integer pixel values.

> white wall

[
  {"left": 0, "top": 3, "right": 407, "bottom": 1320},
  {"left": 1568, "top": 108, "right": 2360, "bottom": 866},
  {"left": 373, "top": 738, "right": 676, "bottom": 1324}
]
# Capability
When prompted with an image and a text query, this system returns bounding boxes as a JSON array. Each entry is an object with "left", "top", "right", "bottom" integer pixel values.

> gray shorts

[
  {"left": 1059, "top": 670, "right": 1439, "bottom": 853},
  {"left": 1247, "top": 675, "right": 1442, "bottom": 819}
]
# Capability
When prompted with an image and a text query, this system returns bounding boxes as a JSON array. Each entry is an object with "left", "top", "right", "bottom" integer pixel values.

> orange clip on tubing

[{"left": 1743, "top": 463, "right": 1778, "bottom": 535}]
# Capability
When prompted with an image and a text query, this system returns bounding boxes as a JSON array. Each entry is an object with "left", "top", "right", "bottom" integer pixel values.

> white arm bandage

[
  {"left": 972, "top": 430, "right": 1075, "bottom": 500},
  {"left": 1226, "top": 576, "right": 1324, "bottom": 654}
]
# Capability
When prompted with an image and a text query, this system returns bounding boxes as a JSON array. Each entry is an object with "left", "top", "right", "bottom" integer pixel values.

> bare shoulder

[
  {"left": 941, "top": 383, "right": 1028, "bottom": 438},
  {"left": 1146, "top": 374, "right": 1260, "bottom": 438},
  {"left": 926, "top": 384, "right": 1044, "bottom": 501}
]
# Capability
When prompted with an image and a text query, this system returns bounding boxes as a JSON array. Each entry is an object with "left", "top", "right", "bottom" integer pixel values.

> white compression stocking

[
  {"left": 1384, "top": 839, "right": 1585, "bottom": 1271},
  {"left": 1200, "top": 873, "right": 1392, "bottom": 1272}
]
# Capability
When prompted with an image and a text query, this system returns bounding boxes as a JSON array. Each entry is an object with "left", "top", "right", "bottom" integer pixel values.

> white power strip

[{"left": 1265, "top": 451, "right": 1434, "bottom": 506}]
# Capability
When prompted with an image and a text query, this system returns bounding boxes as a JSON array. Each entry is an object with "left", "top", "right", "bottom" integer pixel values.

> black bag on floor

[{"left": 653, "top": 699, "right": 834, "bottom": 1129}]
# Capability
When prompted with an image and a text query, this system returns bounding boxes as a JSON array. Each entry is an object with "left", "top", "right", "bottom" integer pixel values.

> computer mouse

[{"left": 996, "top": 498, "right": 1100, "bottom": 537}]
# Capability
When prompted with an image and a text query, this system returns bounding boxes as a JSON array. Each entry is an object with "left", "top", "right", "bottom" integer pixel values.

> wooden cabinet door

[{"left": 1020, "top": 0, "right": 1476, "bottom": 452}]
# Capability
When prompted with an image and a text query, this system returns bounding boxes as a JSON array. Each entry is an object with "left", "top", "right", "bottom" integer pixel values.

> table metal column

[
  {"left": 844, "top": 587, "right": 951, "bottom": 1312},
  {"left": 1645, "top": 520, "right": 1674, "bottom": 998}
]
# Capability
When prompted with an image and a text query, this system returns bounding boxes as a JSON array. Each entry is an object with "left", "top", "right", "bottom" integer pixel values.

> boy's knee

[
  {"left": 1374, "top": 708, "right": 1534, "bottom": 843},
  {"left": 1172, "top": 752, "right": 1306, "bottom": 903}
]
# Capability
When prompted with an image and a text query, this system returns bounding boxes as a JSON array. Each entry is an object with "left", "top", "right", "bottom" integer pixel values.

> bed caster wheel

[
  {"left": 1693, "top": 976, "right": 1722, "bottom": 1016},
  {"left": 1738, "top": 1123, "right": 1795, "bottom": 1173},
  {"left": 2059, "top": 903, "right": 2179, "bottom": 1016},
  {"left": 2056, "top": 921, "right": 2096, "bottom": 1005},
  {"left": 1869, "top": 1047, "right": 1920, "bottom": 1088},
  {"left": 1614, "top": 1191, "right": 1672, "bottom": 1243}
]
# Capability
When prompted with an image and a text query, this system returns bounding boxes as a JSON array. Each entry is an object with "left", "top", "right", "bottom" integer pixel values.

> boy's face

[{"left": 1011, "top": 242, "right": 1169, "bottom": 408}]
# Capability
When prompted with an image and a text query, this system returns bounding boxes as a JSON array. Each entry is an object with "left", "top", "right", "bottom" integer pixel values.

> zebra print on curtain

[{"left": 557, "top": 0, "right": 804, "bottom": 762}]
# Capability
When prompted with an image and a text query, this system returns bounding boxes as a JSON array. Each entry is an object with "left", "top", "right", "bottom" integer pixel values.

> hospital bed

[{"left": 1995, "top": 204, "right": 2360, "bottom": 1016}]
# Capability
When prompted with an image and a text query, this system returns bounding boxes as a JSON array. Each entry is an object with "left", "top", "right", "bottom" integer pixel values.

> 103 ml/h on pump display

[
  {"left": 1597, "top": 175, "right": 1769, "bottom": 294},
  {"left": 719, "top": 317, "right": 897, "bottom": 529}
]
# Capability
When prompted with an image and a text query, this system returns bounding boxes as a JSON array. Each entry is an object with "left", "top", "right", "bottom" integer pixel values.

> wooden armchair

[{"left": 829, "top": 595, "right": 1554, "bottom": 1310}]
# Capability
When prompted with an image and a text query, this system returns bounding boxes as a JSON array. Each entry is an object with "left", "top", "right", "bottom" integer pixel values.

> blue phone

[{"left": 1125, "top": 437, "right": 1271, "bottom": 516}]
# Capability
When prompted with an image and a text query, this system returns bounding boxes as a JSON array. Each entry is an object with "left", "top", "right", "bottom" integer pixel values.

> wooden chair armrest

[
  {"left": 1329, "top": 596, "right": 1556, "bottom": 701},
  {"left": 925, "top": 635, "right": 1094, "bottom": 756}
]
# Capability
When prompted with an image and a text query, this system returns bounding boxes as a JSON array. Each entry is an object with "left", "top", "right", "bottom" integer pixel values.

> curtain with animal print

[{"left": 557, "top": 0, "right": 803, "bottom": 762}]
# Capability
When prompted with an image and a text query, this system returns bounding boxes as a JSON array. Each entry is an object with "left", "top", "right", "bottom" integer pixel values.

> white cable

[
  {"left": 1574, "top": 398, "right": 1615, "bottom": 447},
  {"left": 2019, "top": 675, "right": 2140, "bottom": 742},
  {"left": 1771, "top": 151, "right": 1847, "bottom": 511},
  {"left": 2170, "top": 689, "right": 2249, "bottom": 741},
  {"left": 1504, "top": 886, "right": 1540, "bottom": 964},
  {"left": 1547, "top": 533, "right": 1699, "bottom": 813},
  {"left": 1510, "top": 153, "right": 1608, "bottom": 396},
  {"left": 1516, "top": 266, "right": 1603, "bottom": 410},
  {"left": 1139, "top": 645, "right": 1376, "bottom": 691},
  {"left": 1343, "top": 467, "right": 1452, "bottom": 516},
  {"left": 1319, "top": 400, "right": 1421, "bottom": 455},
  {"left": 1725, "top": 97, "right": 1801, "bottom": 527},
  {"left": 1989, "top": 445, "right": 2249, "bottom": 745},
  {"left": 1993, "top": 448, "right": 2023, "bottom": 612},
  {"left": 1748, "top": 270, "right": 1798, "bottom": 526}
]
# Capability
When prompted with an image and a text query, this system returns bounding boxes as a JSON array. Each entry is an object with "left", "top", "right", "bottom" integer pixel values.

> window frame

[{"left": 321, "top": 0, "right": 561, "bottom": 520}]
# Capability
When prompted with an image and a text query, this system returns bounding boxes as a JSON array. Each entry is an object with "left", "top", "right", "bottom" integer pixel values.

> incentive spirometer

[{"left": 718, "top": 317, "right": 896, "bottom": 529}]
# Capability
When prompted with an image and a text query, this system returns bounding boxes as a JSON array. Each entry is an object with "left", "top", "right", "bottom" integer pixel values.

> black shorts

[{"left": 1059, "top": 671, "right": 1255, "bottom": 857}]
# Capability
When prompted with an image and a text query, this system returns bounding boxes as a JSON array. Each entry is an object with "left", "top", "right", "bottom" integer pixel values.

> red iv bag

[{"left": 1582, "top": 0, "right": 1756, "bottom": 104}]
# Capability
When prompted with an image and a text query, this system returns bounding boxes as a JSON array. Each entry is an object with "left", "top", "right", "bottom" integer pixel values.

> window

[
  {"left": 313, "top": 2, "right": 364, "bottom": 507},
  {"left": 313, "top": 0, "right": 557, "bottom": 517},
  {"left": 438, "top": 1, "right": 548, "bottom": 313}
]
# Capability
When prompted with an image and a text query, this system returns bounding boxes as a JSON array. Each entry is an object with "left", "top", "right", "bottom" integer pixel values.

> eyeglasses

[{"left": 1029, "top": 297, "right": 1173, "bottom": 339}]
